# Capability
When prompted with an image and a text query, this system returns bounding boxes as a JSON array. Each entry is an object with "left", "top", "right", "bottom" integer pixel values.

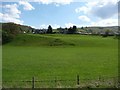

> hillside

[
  {"left": 1, "top": 22, "right": 119, "bottom": 45},
  {"left": 1, "top": 22, "right": 119, "bottom": 35},
  {"left": 5, "top": 34, "right": 117, "bottom": 48},
  {"left": 6, "top": 34, "right": 70, "bottom": 46},
  {"left": 1, "top": 22, "right": 35, "bottom": 34},
  {"left": 77, "top": 26, "right": 119, "bottom": 35},
  {"left": 1, "top": 22, "right": 35, "bottom": 44}
]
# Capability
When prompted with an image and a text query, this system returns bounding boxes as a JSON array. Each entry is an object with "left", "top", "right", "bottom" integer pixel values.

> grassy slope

[
  {"left": 5, "top": 34, "right": 117, "bottom": 47},
  {"left": 2, "top": 34, "right": 118, "bottom": 87}
]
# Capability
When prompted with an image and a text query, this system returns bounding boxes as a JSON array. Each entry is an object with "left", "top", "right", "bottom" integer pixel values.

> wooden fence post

[
  {"left": 32, "top": 77, "right": 35, "bottom": 89},
  {"left": 55, "top": 77, "right": 57, "bottom": 87},
  {"left": 77, "top": 75, "right": 79, "bottom": 85}
]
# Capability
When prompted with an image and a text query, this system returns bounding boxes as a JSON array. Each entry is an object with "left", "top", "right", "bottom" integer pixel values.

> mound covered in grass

[
  {"left": 6, "top": 34, "right": 76, "bottom": 46},
  {"left": 5, "top": 34, "right": 117, "bottom": 47}
]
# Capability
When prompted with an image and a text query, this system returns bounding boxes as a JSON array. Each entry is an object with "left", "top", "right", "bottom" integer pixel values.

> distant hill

[
  {"left": 1, "top": 22, "right": 35, "bottom": 44},
  {"left": 1, "top": 22, "right": 119, "bottom": 35},
  {"left": 77, "top": 26, "right": 119, "bottom": 35},
  {"left": 1, "top": 22, "right": 119, "bottom": 44},
  {"left": 0, "top": 22, "right": 35, "bottom": 34}
]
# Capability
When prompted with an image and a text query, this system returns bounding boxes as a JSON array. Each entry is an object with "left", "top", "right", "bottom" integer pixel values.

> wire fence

[{"left": 2, "top": 75, "right": 119, "bottom": 88}]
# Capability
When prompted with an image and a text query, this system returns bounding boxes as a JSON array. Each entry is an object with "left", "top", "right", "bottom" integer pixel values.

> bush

[
  {"left": 2, "top": 31, "right": 14, "bottom": 44},
  {"left": 102, "top": 34, "right": 108, "bottom": 37},
  {"left": 2, "top": 22, "right": 20, "bottom": 44}
]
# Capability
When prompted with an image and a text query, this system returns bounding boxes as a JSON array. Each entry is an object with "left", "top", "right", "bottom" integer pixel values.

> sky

[{"left": 0, "top": 0, "right": 119, "bottom": 29}]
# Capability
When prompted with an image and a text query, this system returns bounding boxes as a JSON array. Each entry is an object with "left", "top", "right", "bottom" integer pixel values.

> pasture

[{"left": 2, "top": 34, "right": 118, "bottom": 88}]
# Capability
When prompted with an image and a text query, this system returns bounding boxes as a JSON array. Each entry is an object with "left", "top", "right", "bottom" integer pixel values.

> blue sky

[
  {"left": 0, "top": 0, "right": 119, "bottom": 29},
  {"left": 20, "top": 2, "right": 85, "bottom": 27}
]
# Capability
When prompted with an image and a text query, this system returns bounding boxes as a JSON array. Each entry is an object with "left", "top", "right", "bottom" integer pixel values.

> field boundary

[{"left": 2, "top": 75, "right": 119, "bottom": 88}]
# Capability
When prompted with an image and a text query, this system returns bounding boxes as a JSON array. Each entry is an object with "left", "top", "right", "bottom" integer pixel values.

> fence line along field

[{"left": 2, "top": 34, "right": 118, "bottom": 88}]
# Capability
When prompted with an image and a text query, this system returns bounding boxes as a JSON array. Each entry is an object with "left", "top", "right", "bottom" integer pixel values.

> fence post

[
  {"left": 32, "top": 77, "right": 35, "bottom": 89},
  {"left": 77, "top": 75, "right": 79, "bottom": 85},
  {"left": 55, "top": 77, "right": 57, "bottom": 87}
]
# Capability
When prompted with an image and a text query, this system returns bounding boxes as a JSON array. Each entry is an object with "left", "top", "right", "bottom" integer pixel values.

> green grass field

[{"left": 2, "top": 34, "right": 118, "bottom": 88}]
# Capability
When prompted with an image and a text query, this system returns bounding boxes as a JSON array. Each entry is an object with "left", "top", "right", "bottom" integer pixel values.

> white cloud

[
  {"left": 1, "top": 1, "right": 34, "bottom": 24},
  {"left": 34, "top": 0, "right": 73, "bottom": 5},
  {"left": 19, "top": 1, "right": 35, "bottom": 10},
  {"left": 52, "top": 0, "right": 73, "bottom": 5},
  {"left": 2, "top": 13, "right": 24, "bottom": 24},
  {"left": 31, "top": 25, "right": 37, "bottom": 29},
  {"left": 65, "top": 18, "right": 118, "bottom": 27},
  {"left": 4, "top": 4, "right": 21, "bottom": 18},
  {"left": 40, "top": 24, "right": 47, "bottom": 28},
  {"left": 40, "top": 24, "right": 60, "bottom": 29},
  {"left": 75, "top": 6, "right": 88, "bottom": 14},
  {"left": 52, "top": 24, "right": 60, "bottom": 29},
  {"left": 91, "top": 19, "right": 118, "bottom": 26},
  {"left": 75, "top": 0, "right": 118, "bottom": 27},
  {"left": 65, "top": 23, "right": 75, "bottom": 28},
  {"left": 65, "top": 22, "right": 89, "bottom": 28},
  {"left": 78, "top": 15, "right": 90, "bottom": 22},
  {"left": 2, "top": 0, "right": 119, "bottom": 2},
  {"left": 1, "top": 4, "right": 23, "bottom": 24},
  {"left": 0, "top": 13, "right": 3, "bottom": 21},
  {"left": 91, "top": 2, "right": 118, "bottom": 19},
  {"left": 75, "top": 0, "right": 118, "bottom": 19}
]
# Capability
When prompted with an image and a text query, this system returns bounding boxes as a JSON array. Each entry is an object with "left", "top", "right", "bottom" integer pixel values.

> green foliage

[
  {"left": 2, "top": 31, "right": 13, "bottom": 44},
  {"left": 102, "top": 30, "right": 110, "bottom": 37},
  {"left": 2, "top": 23, "right": 19, "bottom": 44},
  {"left": 81, "top": 26, "right": 84, "bottom": 29},
  {"left": 2, "top": 22, "right": 20, "bottom": 44},
  {"left": 2, "top": 22, "right": 20, "bottom": 35},
  {"left": 47, "top": 25, "right": 52, "bottom": 34},
  {"left": 67, "top": 25, "right": 77, "bottom": 34},
  {"left": 1, "top": 22, "right": 35, "bottom": 44}
]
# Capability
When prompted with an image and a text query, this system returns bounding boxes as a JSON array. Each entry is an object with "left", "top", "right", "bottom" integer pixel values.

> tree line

[{"left": 44, "top": 25, "right": 77, "bottom": 34}]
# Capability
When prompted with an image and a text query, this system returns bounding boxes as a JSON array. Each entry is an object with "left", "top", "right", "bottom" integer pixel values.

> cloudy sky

[{"left": 0, "top": 0, "right": 119, "bottom": 29}]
